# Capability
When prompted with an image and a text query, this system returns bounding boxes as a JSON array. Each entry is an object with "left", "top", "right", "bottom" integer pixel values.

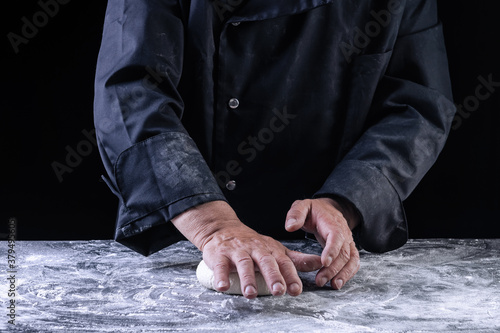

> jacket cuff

[
  {"left": 102, "top": 131, "right": 226, "bottom": 256},
  {"left": 114, "top": 193, "right": 226, "bottom": 256},
  {"left": 313, "top": 160, "right": 408, "bottom": 253}
]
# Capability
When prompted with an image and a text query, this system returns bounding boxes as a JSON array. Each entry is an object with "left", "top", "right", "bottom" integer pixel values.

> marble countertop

[{"left": 2, "top": 239, "right": 499, "bottom": 332}]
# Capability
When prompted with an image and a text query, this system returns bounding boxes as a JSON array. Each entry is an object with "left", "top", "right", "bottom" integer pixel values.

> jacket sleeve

[
  {"left": 94, "top": 0, "right": 226, "bottom": 256},
  {"left": 314, "top": 0, "right": 456, "bottom": 253}
]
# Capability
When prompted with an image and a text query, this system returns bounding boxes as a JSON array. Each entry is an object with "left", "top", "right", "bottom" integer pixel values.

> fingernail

[
  {"left": 272, "top": 282, "right": 285, "bottom": 294},
  {"left": 335, "top": 279, "right": 344, "bottom": 290},
  {"left": 245, "top": 285, "right": 257, "bottom": 296},
  {"left": 325, "top": 256, "right": 333, "bottom": 267},
  {"left": 286, "top": 218, "right": 297, "bottom": 229},
  {"left": 217, "top": 280, "right": 228, "bottom": 289},
  {"left": 289, "top": 283, "right": 301, "bottom": 295},
  {"left": 319, "top": 277, "right": 328, "bottom": 287}
]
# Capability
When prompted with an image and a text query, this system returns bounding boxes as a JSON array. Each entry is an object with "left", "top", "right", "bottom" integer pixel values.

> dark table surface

[{"left": 2, "top": 239, "right": 500, "bottom": 332}]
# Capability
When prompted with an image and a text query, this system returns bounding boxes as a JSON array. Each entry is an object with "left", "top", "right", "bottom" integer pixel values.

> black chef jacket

[{"left": 94, "top": 0, "right": 456, "bottom": 256}]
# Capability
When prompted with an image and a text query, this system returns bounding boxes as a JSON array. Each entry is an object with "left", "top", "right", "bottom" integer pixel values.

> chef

[{"left": 94, "top": 0, "right": 455, "bottom": 298}]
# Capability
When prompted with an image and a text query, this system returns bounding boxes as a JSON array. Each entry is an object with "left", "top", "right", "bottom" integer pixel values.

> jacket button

[
  {"left": 228, "top": 98, "right": 239, "bottom": 109},
  {"left": 225, "top": 180, "right": 237, "bottom": 191}
]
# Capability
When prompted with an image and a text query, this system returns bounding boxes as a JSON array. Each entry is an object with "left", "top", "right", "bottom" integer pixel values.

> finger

[
  {"left": 315, "top": 241, "right": 351, "bottom": 287},
  {"left": 253, "top": 252, "right": 287, "bottom": 296},
  {"left": 320, "top": 229, "right": 345, "bottom": 267},
  {"left": 287, "top": 250, "right": 323, "bottom": 272},
  {"left": 330, "top": 242, "right": 360, "bottom": 290},
  {"left": 233, "top": 255, "right": 259, "bottom": 299},
  {"left": 274, "top": 255, "right": 303, "bottom": 296},
  {"left": 210, "top": 256, "right": 232, "bottom": 292},
  {"left": 285, "top": 200, "right": 310, "bottom": 232}
]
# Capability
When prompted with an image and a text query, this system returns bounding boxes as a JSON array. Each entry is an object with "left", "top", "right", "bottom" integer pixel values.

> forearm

[
  {"left": 314, "top": 18, "right": 455, "bottom": 253},
  {"left": 94, "top": 1, "right": 232, "bottom": 255}
]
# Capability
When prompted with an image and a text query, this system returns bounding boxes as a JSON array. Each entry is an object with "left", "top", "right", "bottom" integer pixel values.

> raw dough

[{"left": 196, "top": 260, "right": 272, "bottom": 296}]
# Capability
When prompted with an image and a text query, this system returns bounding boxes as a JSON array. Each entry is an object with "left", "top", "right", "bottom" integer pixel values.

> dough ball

[{"left": 196, "top": 260, "right": 271, "bottom": 296}]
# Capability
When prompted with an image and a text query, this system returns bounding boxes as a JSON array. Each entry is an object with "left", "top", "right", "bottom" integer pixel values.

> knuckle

[
  {"left": 343, "top": 260, "right": 360, "bottom": 279},
  {"left": 236, "top": 256, "right": 253, "bottom": 266},
  {"left": 250, "top": 238, "right": 264, "bottom": 248},
  {"left": 339, "top": 246, "right": 351, "bottom": 262},
  {"left": 214, "top": 262, "right": 229, "bottom": 271},
  {"left": 332, "top": 211, "right": 344, "bottom": 221},
  {"left": 327, "top": 265, "right": 340, "bottom": 277},
  {"left": 339, "top": 260, "right": 361, "bottom": 280},
  {"left": 339, "top": 267, "right": 353, "bottom": 279},
  {"left": 275, "top": 255, "right": 292, "bottom": 267},
  {"left": 241, "top": 272, "right": 256, "bottom": 280},
  {"left": 260, "top": 235, "right": 277, "bottom": 245},
  {"left": 292, "top": 199, "right": 311, "bottom": 209},
  {"left": 256, "top": 253, "right": 275, "bottom": 265},
  {"left": 337, "top": 232, "right": 347, "bottom": 244}
]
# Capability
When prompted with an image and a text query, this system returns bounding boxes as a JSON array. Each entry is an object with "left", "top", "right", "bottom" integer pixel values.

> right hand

[{"left": 171, "top": 201, "right": 322, "bottom": 299}]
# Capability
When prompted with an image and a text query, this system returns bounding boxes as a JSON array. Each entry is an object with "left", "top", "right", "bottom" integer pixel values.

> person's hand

[
  {"left": 285, "top": 198, "right": 360, "bottom": 290},
  {"left": 171, "top": 201, "right": 322, "bottom": 299}
]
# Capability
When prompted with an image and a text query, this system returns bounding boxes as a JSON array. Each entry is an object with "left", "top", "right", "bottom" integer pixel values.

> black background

[{"left": 2, "top": 1, "right": 499, "bottom": 240}]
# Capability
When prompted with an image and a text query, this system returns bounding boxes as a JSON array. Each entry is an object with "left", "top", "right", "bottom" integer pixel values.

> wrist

[
  {"left": 171, "top": 200, "right": 242, "bottom": 251},
  {"left": 317, "top": 196, "right": 361, "bottom": 230}
]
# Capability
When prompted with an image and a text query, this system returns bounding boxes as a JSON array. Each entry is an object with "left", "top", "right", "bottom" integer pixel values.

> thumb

[
  {"left": 285, "top": 200, "right": 311, "bottom": 232},
  {"left": 287, "top": 250, "right": 323, "bottom": 272}
]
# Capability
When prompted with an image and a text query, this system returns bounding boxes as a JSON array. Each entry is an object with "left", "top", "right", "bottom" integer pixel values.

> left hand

[{"left": 285, "top": 198, "right": 360, "bottom": 290}]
